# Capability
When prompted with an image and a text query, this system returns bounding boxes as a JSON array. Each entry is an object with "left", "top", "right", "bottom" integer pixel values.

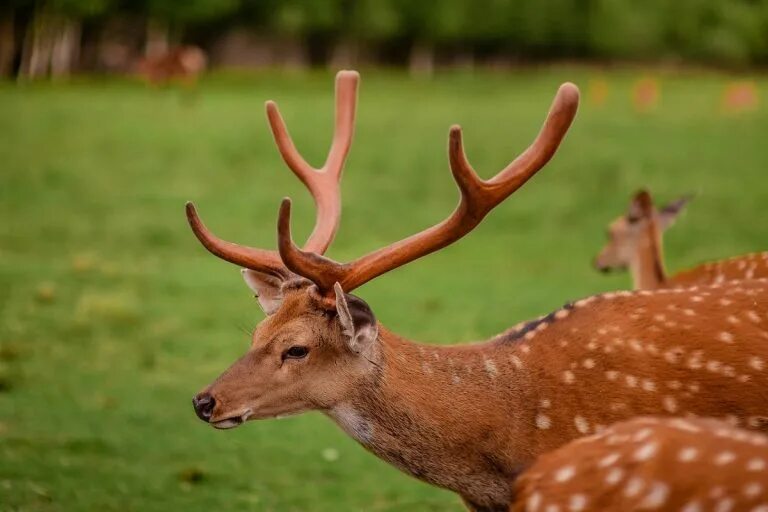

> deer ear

[
  {"left": 628, "top": 189, "right": 654, "bottom": 221},
  {"left": 334, "top": 282, "right": 378, "bottom": 354},
  {"left": 241, "top": 269, "right": 283, "bottom": 315},
  {"left": 657, "top": 195, "right": 691, "bottom": 230}
]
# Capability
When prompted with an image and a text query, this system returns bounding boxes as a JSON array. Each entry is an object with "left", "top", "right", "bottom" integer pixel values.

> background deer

[
  {"left": 594, "top": 189, "right": 768, "bottom": 289},
  {"left": 135, "top": 45, "right": 207, "bottom": 86},
  {"left": 187, "top": 71, "right": 768, "bottom": 512},
  {"left": 513, "top": 416, "right": 768, "bottom": 512}
]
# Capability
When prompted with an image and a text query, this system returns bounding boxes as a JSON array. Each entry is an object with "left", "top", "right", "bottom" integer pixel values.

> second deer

[
  {"left": 514, "top": 416, "right": 768, "bottom": 511},
  {"left": 187, "top": 72, "right": 768, "bottom": 512},
  {"left": 595, "top": 189, "right": 768, "bottom": 289}
]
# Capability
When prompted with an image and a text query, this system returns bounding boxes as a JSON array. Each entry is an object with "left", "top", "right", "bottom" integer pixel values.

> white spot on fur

[
  {"left": 718, "top": 331, "right": 734, "bottom": 343},
  {"left": 634, "top": 441, "right": 658, "bottom": 462},
  {"left": 624, "top": 476, "right": 645, "bottom": 497},
  {"left": 574, "top": 416, "right": 590, "bottom": 434},
  {"left": 563, "top": 370, "right": 575, "bottom": 384},
  {"left": 598, "top": 452, "right": 620, "bottom": 468},
  {"left": 583, "top": 358, "right": 595, "bottom": 369},
  {"left": 681, "top": 501, "right": 702, "bottom": 512},
  {"left": 714, "top": 498, "right": 734, "bottom": 512},
  {"left": 605, "top": 467, "right": 624, "bottom": 485},
  {"left": 639, "top": 481, "right": 669, "bottom": 509},
  {"left": 535, "top": 413, "right": 552, "bottom": 430},
  {"left": 715, "top": 451, "right": 736, "bottom": 465},
  {"left": 484, "top": 358, "right": 498, "bottom": 378},
  {"left": 748, "top": 458, "right": 766, "bottom": 471},
  {"left": 554, "top": 465, "right": 576, "bottom": 482},
  {"left": 679, "top": 447, "right": 698, "bottom": 462},
  {"left": 527, "top": 492, "right": 542, "bottom": 512},
  {"left": 750, "top": 357, "right": 764, "bottom": 371},
  {"left": 568, "top": 494, "right": 587, "bottom": 511},
  {"left": 744, "top": 482, "right": 762, "bottom": 498},
  {"left": 510, "top": 355, "right": 524, "bottom": 369},
  {"left": 662, "top": 395, "right": 678, "bottom": 413}
]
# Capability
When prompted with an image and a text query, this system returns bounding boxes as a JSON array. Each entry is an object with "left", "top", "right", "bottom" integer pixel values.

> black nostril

[{"left": 192, "top": 393, "right": 216, "bottom": 422}]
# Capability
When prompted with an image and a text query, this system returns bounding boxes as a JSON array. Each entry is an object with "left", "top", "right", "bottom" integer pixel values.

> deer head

[
  {"left": 594, "top": 189, "right": 690, "bottom": 288},
  {"left": 188, "top": 71, "right": 579, "bottom": 429}
]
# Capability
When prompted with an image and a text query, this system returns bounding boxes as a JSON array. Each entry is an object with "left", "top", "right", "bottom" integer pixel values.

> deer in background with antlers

[
  {"left": 187, "top": 71, "right": 768, "bottom": 512},
  {"left": 513, "top": 416, "right": 768, "bottom": 512},
  {"left": 594, "top": 189, "right": 768, "bottom": 289}
]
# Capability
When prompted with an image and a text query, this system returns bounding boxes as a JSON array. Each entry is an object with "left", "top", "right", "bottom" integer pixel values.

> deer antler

[
  {"left": 278, "top": 82, "right": 579, "bottom": 297},
  {"left": 186, "top": 71, "right": 359, "bottom": 276}
]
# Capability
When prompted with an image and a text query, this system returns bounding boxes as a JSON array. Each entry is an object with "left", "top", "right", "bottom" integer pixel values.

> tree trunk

[
  {"left": 0, "top": 10, "right": 14, "bottom": 78},
  {"left": 408, "top": 42, "right": 434, "bottom": 77},
  {"left": 51, "top": 17, "right": 80, "bottom": 78},
  {"left": 19, "top": 5, "right": 57, "bottom": 80}
]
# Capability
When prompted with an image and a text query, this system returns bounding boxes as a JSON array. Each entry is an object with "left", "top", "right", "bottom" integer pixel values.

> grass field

[{"left": 1, "top": 68, "right": 767, "bottom": 511}]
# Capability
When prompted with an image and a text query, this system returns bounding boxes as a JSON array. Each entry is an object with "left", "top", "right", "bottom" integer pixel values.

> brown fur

[
  {"left": 200, "top": 278, "right": 768, "bottom": 510},
  {"left": 513, "top": 416, "right": 768, "bottom": 511},
  {"left": 136, "top": 46, "right": 207, "bottom": 86},
  {"left": 595, "top": 191, "right": 768, "bottom": 289}
]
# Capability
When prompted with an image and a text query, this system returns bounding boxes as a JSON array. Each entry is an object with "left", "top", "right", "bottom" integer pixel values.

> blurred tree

[
  {"left": 18, "top": 0, "right": 113, "bottom": 79},
  {"left": 133, "top": 0, "right": 240, "bottom": 55}
]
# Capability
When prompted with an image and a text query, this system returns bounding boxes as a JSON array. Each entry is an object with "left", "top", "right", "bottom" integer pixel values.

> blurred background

[{"left": 2, "top": 1, "right": 768, "bottom": 511}]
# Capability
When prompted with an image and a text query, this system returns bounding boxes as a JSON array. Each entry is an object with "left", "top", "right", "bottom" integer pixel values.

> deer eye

[{"left": 283, "top": 346, "right": 309, "bottom": 360}]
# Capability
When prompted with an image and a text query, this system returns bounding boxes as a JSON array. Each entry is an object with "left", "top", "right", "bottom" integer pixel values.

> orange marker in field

[
  {"left": 632, "top": 77, "right": 659, "bottom": 113},
  {"left": 721, "top": 81, "right": 759, "bottom": 114},
  {"left": 588, "top": 78, "right": 609, "bottom": 107}
]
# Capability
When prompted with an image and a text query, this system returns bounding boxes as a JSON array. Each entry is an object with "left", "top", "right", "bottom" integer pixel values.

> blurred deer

[
  {"left": 135, "top": 45, "right": 207, "bottom": 86},
  {"left": 595, "top": 189, "right": 768, "bottom": 289},
  {"left": 187, "top": 71, "right": 768, "bottom": 511},
  {"left": 513, "top": 416, "right": 768, "bottom": 511}
]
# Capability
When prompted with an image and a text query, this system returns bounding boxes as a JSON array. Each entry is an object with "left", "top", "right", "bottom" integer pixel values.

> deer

[
  {"left": 135, "top": 45, "right": 207, "bottom": 86},
  {"left": 186, "top": 70, "right": 768, "bottom": 512},
  {"left": 594, "top": 189, "right": 768, "bottom": 290},
  {"left": 513, "top": 416, "right": 768, "bottom": 512}
]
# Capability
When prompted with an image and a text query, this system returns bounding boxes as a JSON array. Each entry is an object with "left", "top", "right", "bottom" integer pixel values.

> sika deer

[
  {"left": 513, "top": 416, "right": 768, "bottom": 511},
  {"left": 187, "top": 71, "right": 768, "bottom": 511},
  {"left": 595, "top": 189, "right": 768, "bottom": 289}
]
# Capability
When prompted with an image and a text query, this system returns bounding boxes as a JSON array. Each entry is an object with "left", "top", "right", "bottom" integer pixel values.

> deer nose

[
  {"left": 192, "top": 393, "right": 216, "bottom": 422},
  {"left": 593, "top": 257, "right": 611, "bottom": 273}
]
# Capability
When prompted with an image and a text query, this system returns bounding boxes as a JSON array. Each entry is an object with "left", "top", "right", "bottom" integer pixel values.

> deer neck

[
  {"left": 325, "top": 327, "right": 531, "bottom": 508},
  {"left": 629, "top": 224, "right": 667, "bottom": 289}
]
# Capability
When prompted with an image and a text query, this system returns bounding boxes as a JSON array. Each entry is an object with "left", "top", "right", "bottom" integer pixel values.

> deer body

[
  {"left": 313, "top": 281, "right": 768, "bottom": 509},
  {"left": 595, "top": 190, "right": 768, "bottom": 289},
  {"left": 186, "top": 72, "right": 768, "bottom": 511},
  {"left": 513, "top": 416, "right": 768, "bottom": 512}
]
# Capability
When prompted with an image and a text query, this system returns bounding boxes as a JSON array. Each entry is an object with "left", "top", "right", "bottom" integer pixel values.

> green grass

[{"left": 1, "top": 68, "right": 767, "bottom": 511}]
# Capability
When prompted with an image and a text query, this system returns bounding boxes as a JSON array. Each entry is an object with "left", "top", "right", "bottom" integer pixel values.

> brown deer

[
  {"left": 135, "top": 45, "right": 207, "bottom": 86},
  {"left": 594, "top": 189, "right": 768, "bottom": 289},
  {"left": 513, "top": 416, "right": 768, "bottom": 512},
  {"left": 187, "top": 71, "right": 768, "bottom": 512}
]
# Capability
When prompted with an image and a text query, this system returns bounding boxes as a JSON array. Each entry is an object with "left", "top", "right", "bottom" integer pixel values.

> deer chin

[{"left": 211, "top": 409, "right": 252, "bottom": 430}]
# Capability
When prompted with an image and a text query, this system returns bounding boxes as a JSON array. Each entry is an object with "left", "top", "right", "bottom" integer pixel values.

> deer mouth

[{"left": 211, "top": 409, "right": 252, "bottom": 430}]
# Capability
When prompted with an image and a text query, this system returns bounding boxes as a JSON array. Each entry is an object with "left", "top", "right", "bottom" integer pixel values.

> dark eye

[{"left": 283, "top": 346, "right": 309, "bottom": 360}]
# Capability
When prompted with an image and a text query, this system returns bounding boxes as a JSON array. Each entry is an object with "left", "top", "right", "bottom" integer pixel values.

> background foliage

[{"left": 4, "top": 0, "right": 768, "bottom": 80}]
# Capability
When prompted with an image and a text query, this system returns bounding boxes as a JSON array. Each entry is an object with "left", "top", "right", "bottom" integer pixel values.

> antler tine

[
  {"left": 266, "top": 70, "right": 359, "bottom": 254},
  {"left": 277, "top": 83, "right": 580, "bottom": 298},
  {"left": 450, "top": 82, "right": 580, "bottom": 208},
  {"left": 186, "top": 202, "right": 289, "bottom": 278}
]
